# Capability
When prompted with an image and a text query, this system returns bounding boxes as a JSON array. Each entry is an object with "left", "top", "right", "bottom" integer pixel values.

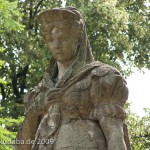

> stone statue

[{"left": 15, "top": 6, "right": 130, "bottom": 150}]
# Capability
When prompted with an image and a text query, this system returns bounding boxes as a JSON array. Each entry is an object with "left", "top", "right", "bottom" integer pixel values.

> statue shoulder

[
  {"left": 89, "top": 64, "right": 128, "bottom": 120},
  {"left": 91, "top": 63, "right": 120, "bottom": 77},
  {"left": 90, "top": 63, "right": 128, "bottom": 106}
]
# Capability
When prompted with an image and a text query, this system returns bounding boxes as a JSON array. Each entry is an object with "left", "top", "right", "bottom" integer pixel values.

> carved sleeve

[
  {"left": 15, "top": 73, "right": 53, "bottom": 150},
  {"left": 23, "top": 73, "right": 53, "bottom": 113},
  {"left": 90, "top": 68, "right": 128, "bottom": 120}
]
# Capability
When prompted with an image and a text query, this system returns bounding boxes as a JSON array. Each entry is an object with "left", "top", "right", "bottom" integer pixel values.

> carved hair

[{"left": 38, "top": 7, "right": 84, "bottom": 41}]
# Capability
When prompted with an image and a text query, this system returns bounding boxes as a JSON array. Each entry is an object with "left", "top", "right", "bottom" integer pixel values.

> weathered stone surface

[{"left": 15, "top": 6, "right": 130, "bottom": 150}]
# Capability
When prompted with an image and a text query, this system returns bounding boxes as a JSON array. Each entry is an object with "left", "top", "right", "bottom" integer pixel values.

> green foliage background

[{"left": 0, "top": 0, "right": 150, "bottom": 149}]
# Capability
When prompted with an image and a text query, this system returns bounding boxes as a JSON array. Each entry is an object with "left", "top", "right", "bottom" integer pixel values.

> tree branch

[
  {"left": 17, "top": 65, "right": 29, "bottom": 95},
  {"left": 28, "top": 0, "right": 33, "bottom": 29},
  {"left": 0, "top": 83, "right": 6, "bottom": 100},
  {"left": 33, "top": 0, "right": 44, "bottom": 17}
]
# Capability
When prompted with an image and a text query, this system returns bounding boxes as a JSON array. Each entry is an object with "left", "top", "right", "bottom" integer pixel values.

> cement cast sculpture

[{"left": 16, "top": 6, "right": 130, "bottom": 150}]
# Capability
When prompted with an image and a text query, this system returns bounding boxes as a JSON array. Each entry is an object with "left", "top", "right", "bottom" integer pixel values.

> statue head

[
  {"left": 38, "top": 7, "right": 94, "bottom": 77},
  {"left": 38, "top": 7, "right": 84, "bottom": 64}
]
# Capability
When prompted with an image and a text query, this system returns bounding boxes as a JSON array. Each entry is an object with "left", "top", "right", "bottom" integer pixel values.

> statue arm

[
  {"left": 99, "top": 116, "right": 127, "bottom": 150},
  {"left": 15, "top": 75, "right": 51, "bottom": 150},
  {"left": 90, "top": 68, "right": 129, "bottom": 150}
]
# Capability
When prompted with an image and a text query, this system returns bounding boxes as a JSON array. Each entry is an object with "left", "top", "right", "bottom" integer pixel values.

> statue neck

[{"left": 57, "top": 61, "right": 72, "bottom": 80}]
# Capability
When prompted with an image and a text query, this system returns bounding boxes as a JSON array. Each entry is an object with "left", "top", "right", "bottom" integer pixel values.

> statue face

[{"left": 46, "top": 27, "right": 78, "bottom": 63}]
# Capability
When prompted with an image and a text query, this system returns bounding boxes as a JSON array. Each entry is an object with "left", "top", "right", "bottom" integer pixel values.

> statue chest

[
  {"left": 61, "top": 89, "right": 92, "bottom": 119},
  {"left": 59, "top": 76, "right": 93, "bottom": 119}
]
